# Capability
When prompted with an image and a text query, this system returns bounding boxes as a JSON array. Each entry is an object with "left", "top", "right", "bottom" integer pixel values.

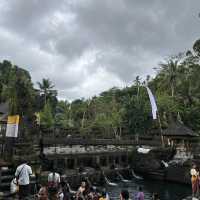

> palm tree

[
  {"left": 37, "top": 78, "right": 56, "bottom": 105},
  {"left": 159, "top": 59, "right": 179, "bottom": 97},
  {"left": 134, "top": 76, "right": 141, "bottom": 99}
]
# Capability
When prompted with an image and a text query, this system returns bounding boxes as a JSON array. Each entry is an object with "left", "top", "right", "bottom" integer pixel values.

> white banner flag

[
  {"left": 146, "top": 86, "right": 158, "bottom": 120},
  {"left": 6, "top": 115, "right": 20, "bottom": 137}
]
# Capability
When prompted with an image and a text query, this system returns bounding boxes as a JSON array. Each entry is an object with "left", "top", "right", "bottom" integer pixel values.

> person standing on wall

[{"left": 15, "top": 159, "right": 33, "bottom": 199}]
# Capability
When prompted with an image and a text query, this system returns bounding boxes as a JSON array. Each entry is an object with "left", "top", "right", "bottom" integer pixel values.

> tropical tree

[
  {"left": 0, "top": 61, "right": 36, "bottom": 115},
  {"left": 134, "top": 76, "right": 141, "bottom": 99},
  {"left": 124, "top": 86, "right": 152, "bottom": 135},
  {"left": 159, "top": 59, "right": 180, "bottom": 97},
  {"left": 0, "top": 60, "right": 38, "bottom": 137},
  {"left": 55, "top": 100, "right": 74, "bottom": 128},
  {"left": 156, "top": 93, "right": 180, "bottom": 125},
  {"left": 37, "top": 78, "right": 57, "bottom": 106},
  {"left": 40, "top": 101, "right": 54, "bottom": 128}
]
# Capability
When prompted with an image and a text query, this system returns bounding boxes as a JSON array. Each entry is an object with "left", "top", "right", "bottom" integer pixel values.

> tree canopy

[{"left": 1, "top": 38, "right": 200, "bottom": 137}]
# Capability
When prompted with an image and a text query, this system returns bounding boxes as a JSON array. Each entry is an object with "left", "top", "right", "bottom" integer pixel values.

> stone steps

[
  {"left": 0, "top": 167, "right": 15, "bottom": 191},
  {"left": 0, "top": 175, "right": 13, "bottom": 182},
  {"left": 0, "top": 165, "right": 37, "bottom": 198}
]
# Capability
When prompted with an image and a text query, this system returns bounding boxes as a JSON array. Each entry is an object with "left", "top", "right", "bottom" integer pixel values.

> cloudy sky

[{"left": 0, "top": 0, "right": 200, "bottom": 100}]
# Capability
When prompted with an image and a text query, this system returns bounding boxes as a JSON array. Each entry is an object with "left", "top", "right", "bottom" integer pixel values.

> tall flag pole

[
  {"left": 145, "top": 86, "right": 157, "bottom": 120},
  {"left": 145, "top": 86, "right": 164, "bottom": 146}
]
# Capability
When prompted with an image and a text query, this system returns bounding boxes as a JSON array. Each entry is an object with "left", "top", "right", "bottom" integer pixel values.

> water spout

[
  {"left": 116, "top": 172, "right": 130, "bottom": 183},
  {"left": 102, "top": 171, "right": 118, "bottom": 186},
  {"left": 131, "top": 170, "right": 143, "bottom": 180}
]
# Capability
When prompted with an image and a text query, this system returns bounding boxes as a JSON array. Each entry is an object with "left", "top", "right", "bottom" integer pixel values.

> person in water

[
  {"left": 135, "top": 186, "right": 144, "bottom": 200},
  {"left": 190, "top": 164, "right": 199, "bottom": 197},
  {"left": 37, "top": 186, "right": 48, "bottom": 200},
  {"left": 196, "top": 167, "right": 200, "bottom": 197},
  {"left": 120, "top": 190, "right": 129, "bottom": 200},
  {"left": 60, "top": 179, "right": 72, "bottom": 200},
  {"left": 76, "top": 181, "right": 86, "bottom": 200},
  {"left": 152, "top": 193, "right": 160, "bottom": 200},
  {"left": 99, "top": 188, "right": 109, "bottom": 200}
]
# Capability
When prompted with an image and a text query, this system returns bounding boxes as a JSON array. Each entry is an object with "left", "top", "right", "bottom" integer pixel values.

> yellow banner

[
  {"left": 6, "top": 115, "right": 20, "bottom": 137},
  {"left": 7, "top": 115, "right": 20, "bottom": 124}
]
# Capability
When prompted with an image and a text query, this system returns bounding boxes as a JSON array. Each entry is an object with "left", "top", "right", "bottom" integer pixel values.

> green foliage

[
  {"left": 37, "top": 78, "right": 57, "bottom": 113},
  {"left": 55, "top": 100, "right": 74, "bottom": 128},
  {"left": 158, "top": 59, "right": 180, "bottom": 97},
  {"left": 0, "top": 60, "right": 36, "bottom": 116},
  {"left": 40, "top": 101, "right": 54, "bottom": 128},
  {"left": 93, "top": 94, "right": 124, "bottom": 137},
  {"left": 124, "top": 86, "right": 152, "bottom": 135},
  {"left": 182, "top": 102, "right": 200, "bottom": 131},
  {"left": 1, "top": 37, "right": 200, "bottom": 137},
  {"left": 156, "top": 93, "right": 180, "bottom": 116},
  {"left": 0, "top": 60, "right": 59, "bottom": 136}
]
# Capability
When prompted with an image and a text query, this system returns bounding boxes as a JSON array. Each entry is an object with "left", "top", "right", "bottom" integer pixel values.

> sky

[{"left": 0, "top": 0, "right": 200, "bottom": 101}]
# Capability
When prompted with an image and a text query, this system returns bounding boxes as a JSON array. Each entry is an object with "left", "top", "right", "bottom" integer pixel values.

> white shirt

[
  {"left": 15, "top": 163, "right": 32, "bottom": 185},
  {"left": 58, "top": 192, "right": 64, "bottom": 200},
  {"left": 191, "top": 168, "right": 198, "bottom": 176},
  {"left": 48, "top": 172, "right": 60, "bottom": 183},
  {"left": 106, "top": 193, "right": 110, "bottom": 200}
]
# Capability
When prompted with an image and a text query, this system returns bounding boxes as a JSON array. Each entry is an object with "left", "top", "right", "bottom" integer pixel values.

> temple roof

[{"left": 163, "top": 121, "right": 198, "bottom": 137}]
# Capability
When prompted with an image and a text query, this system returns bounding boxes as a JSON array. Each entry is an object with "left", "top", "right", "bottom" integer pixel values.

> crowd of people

[{"left": 12, "top": 160, "right": 161, "bottom": 200}]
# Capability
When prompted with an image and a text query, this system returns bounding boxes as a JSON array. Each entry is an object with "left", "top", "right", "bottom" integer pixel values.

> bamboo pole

[{"left": 157, "top": 112, "right": 164, "bottom": 147}]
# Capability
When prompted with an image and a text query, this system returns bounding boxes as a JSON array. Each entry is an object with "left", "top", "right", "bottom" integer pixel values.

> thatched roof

[{"left": 163, "top": 121, "right": 198, "bottom": 137}]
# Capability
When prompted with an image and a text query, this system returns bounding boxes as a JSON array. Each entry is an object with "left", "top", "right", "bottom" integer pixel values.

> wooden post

[
  {"left": 0, "top": 167, "right": 2, "bottom": 187},
  {"left": 157, "top": 112, "right": 164, "bottom": 147}
]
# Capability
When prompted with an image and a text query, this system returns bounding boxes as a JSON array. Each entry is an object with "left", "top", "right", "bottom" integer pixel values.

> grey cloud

[
  {"left": 0, "top": 0, "right": 200, "bottom": 100},
  {"left": 55, "top": 33, "right": 91, "bottom": 58},
  {"left": 72, "top": 0, "right": 200, "bottom": 54},
  {"left": 1, "top": 0, "right": 63, "bottom": 33}
]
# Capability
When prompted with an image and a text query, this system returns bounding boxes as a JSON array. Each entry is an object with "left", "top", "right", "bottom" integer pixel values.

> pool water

[{"left": 106, "top": 179, "right": 191, "bottom": 200}]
